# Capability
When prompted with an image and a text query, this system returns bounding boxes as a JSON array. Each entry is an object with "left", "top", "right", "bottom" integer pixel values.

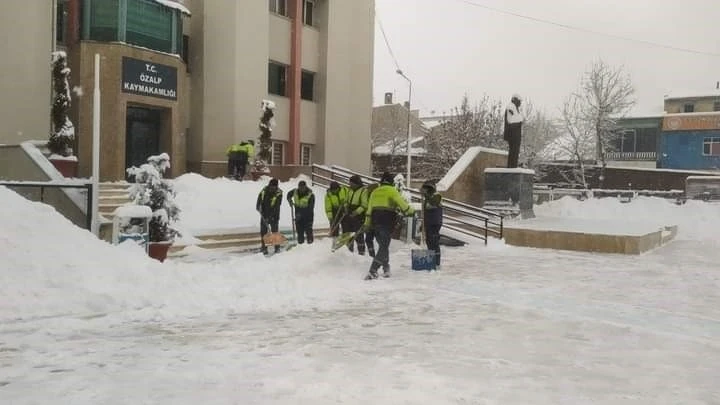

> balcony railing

[{"left": 605, "top": 151, "right": 657, "bottom": 161}]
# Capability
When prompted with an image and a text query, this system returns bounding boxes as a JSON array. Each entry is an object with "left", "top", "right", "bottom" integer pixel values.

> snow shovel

[
  {"left": 285, "top": 206, "right": 298, "bottom": 251},
  {"left": 327, "top": 211, "right": 347, "bottom": 250},
  {"left": 331, "top": 230, "right": 358, "bottom": 252},
  {"left": 411, "top": 197, "right": 436, "bottom": 271},
  {"left": 261, "top": 216, "right": 287, "bottom": 246}
]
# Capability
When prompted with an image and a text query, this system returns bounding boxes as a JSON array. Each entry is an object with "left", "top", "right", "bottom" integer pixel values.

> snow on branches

[
  {"left": 48, "top": 51, "right": 76, "bottom": 157},
  {"left": 126, "top": 153, "right": 181, "bottom": 242},
  {"left": 254, "top": 100, "right": 276, "bottom": 173}
]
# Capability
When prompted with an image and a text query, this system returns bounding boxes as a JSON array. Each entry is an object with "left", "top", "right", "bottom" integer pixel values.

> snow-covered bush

[
  {"left": 253, "top": 100, "right": 276, "bottom": 173},
  {"left": 126, "top": 153, "right": 181, "bottom": 243},
  {"left": 48, "top": 51, "right": 76, "bottom": 158}
]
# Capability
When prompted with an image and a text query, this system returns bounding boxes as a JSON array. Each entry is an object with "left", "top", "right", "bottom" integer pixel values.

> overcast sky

[{"left": 372, "top": 0, "right": 720, "bottom": 118}]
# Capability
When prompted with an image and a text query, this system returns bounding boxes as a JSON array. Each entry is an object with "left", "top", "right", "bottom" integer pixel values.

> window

[
  {"left": 714, "top": 102, "right": 720, "bottom": 112},
  {"left": 703, "top": 137, "right": 720, "bottom": 156},
  {"left": 301, "top": 70, "right": 315, "bottom": 101},
  {"left": 268, "top": 61, "right": 287, "bottom": 96},
  {"left": 182, "top": 34, "right": 189, "bottom": 65},
  {"left": 82, "top": 0, "right": 184, "bottom": 54},
  {"left": 303, "top": 0, "right": 314, "bottom": 26},
  {"left": 301, "top": 144, "right": 312, "bottom": 165},
  {"left": 269, "top": 0, "right": 288, "bottom": 16},
  {"left": 56, "top": 0, "right": 68, "bottom": 44},
  {"left": 684, "top": 103, "right": 695, "bottom": 113},
  {"left": 272, "top": 142, "right": 285, "bottom": 165}
]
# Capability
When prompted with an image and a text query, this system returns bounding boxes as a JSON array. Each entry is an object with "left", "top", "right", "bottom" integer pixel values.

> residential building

[
  {"left": 664, "top": 94, "right": 720, "bottom": 114},
  {"left": 0, "top": 0, "right": 374, "bottom": 181},
  {"left": 607, "top": 116, "right": 662, "bottom": 169},
  {"left": 659, "top": 112, "right": 720, "bottom": 170}
]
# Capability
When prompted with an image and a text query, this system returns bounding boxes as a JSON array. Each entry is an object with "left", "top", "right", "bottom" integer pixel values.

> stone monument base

[{"left": 483, "top": 168, "right": 535, "bottom": 219}]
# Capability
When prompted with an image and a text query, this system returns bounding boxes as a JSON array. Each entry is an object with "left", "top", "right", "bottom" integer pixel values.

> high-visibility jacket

[
  {"left": 287, "top": 188, "right": 315, "bottom": 219},
  {"left": 256, "top": 186, "right": 282, "bottom": 220},
  {"left": 364, "top": 183, "right": 414, "bottom": 228},
  {"left": 324, "top": 186, "right": 349, "bottom": 221},
  {"left": 345, "top": 185, "right": 369, "bottom": 217}
]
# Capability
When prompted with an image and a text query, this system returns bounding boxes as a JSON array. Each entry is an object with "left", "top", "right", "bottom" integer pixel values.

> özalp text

[{"left": 122, "top": 82, "right": 176, "bottom": 98}]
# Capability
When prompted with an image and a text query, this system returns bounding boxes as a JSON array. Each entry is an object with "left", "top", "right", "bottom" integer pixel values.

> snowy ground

[{"left": 1, "top": 183, "right": 719, "bottom": 404}]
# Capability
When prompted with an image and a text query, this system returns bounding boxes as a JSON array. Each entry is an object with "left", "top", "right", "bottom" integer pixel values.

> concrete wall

[
  {"left": 0, "top": 0, "right": 52, "bottom": 144},
  {"left": 70, "top": 42, "right": 189, "bottom": 180},
  {"left": 0, "top": 144, "right": 87, "bottom": 228},
  {"left": 438, "top": 148, "right": 508, "bottom": 207}
]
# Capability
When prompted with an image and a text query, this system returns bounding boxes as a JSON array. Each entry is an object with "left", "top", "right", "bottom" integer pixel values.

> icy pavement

[{"left": 2, "top": 238, "right": 719, "bottom": 404}]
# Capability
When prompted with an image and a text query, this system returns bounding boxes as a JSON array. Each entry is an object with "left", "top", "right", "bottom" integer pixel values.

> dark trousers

[
  {"left": 260, "top": 219, "right": 280, "bottom": 252},
  {"left": 295, "top": 216, "right": 314, "bottom": 244},
  {"left": 365, "top": 230, "right": 375, "bottom": 257},
  {"left": 342, "top": 215, "right": 365, "bottom": 254},
  {"left": 228, "top": 159, "right": 247, "bottom": 179},
  {"left": 425, "top": 224, "right": 442, "bottom": 266},
  {"left": 369, "top": 225, "right": 391, "bottom": 274},
  {"left": 507, "top": 135, "right": 520, "bottom": 168}
]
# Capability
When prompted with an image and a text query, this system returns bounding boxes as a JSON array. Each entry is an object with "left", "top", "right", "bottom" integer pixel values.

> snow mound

[
  {"left": 0, "top": 185, "right": 168, "bottom": 323},
  {"left": 536, "top": 196, "right": 720, "bottom": 241},
  {"left": 437, "top": 146, "right": 507, "bottom": 192},
  {"left": 172, "top": 173, "right": 329, "bottom": 235}
]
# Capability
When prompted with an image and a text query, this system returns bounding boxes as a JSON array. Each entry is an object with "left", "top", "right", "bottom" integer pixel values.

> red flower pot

[
  {"left": 148, "top": 241, "right": 172, "bottom": 262},
  {"left": 49, "top": 157, "right": 78, "bottom": 178}
]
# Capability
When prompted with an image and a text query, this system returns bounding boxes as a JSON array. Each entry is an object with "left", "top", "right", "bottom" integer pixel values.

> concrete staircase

[
  {"left": 169, "top": 228, "right": 331, "bottom": 257},
  {"left": 98, "top": 181, "right": 132, "bottom": 220}
]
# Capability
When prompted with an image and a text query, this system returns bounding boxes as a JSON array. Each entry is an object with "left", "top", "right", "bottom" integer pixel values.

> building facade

[
  {"left": 607, "top": 116, "right": 662, "bottom": 169},
  {"left": 659, "top": 113, "right": 720, "bottom": 170},
  {"left": 0, "top": 0, "right": 374, "bottom": 181},
  {"left": 664, "top": 95, "right": 720, "bottom": 114}
]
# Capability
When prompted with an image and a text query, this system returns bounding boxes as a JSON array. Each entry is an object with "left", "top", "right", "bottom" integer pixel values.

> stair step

[{"left": 196, "top": 228, "right": 330, "bottom": 242}]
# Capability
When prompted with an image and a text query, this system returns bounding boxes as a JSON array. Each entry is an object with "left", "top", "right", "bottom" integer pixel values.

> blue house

[{"left": 659, "top": 113, "right": 720, "bottom": 170}]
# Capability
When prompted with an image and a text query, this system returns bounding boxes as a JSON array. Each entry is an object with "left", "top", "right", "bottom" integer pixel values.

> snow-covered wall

[{"left": 437, "top": 146, "right": 508, "bottom": 207}]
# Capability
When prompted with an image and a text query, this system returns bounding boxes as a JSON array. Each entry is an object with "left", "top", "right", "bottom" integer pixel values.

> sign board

[
  {"left": 663, "top": 114, "right": 720, "bottom": 131},
  {"left": 121, "top": 57, "right": 178, "bottom": 100}
]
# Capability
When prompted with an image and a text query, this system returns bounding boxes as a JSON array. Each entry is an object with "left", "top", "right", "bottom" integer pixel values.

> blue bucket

[{"left": 411, "top": 249, "right": 436, "bottom": 271}]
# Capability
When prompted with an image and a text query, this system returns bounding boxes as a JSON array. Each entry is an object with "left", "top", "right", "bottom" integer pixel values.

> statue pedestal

[{"left": 483, "top": 168, "right": 535, "bottom": 218}]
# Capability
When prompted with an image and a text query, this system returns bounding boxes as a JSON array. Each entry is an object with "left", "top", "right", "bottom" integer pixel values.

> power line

[
  {"left": 375, "top": 10, "right": 402, "bottom": 71},
  {"left": 453, "top": 0, "right": 720, "bottom": 58}
]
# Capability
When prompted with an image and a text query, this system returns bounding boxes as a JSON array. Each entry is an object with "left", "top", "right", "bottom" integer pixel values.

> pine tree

[
  {"left": 253, "top": 100, "right": 276, "bottom": 173},
  {"left": 126, "top": 153, "right": 181, "bottom": 243},
  {"left": 48, "top": 51, "right": 75, "bottom": 157}
]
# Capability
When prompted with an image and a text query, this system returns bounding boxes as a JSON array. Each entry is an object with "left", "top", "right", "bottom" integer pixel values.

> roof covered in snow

[
  {"left": 372, "top": 136, "right": 426, "bottom": 156},
  {"left": 154, "top": 0, "right": 190, "bottom": 15}
]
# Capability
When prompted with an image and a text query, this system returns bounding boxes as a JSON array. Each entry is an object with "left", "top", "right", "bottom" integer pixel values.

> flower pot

[
  {"left": 49, "top": 157, "right": 78, "bottom": 178},
  {"left": 148, "top": 241, "right": 172, "bottom": 262}
]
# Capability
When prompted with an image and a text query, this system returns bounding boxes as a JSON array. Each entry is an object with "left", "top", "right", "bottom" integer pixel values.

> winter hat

[
  {"left": 349, "top": 175, "right": 362, "bottom": 186},
  {"left": 298, "top": 180, "right": 307, "bottom": 187},
  {"left": 269, "top": 178, "right": 279, "bottom": 187},
  {"left": 247, "top": 140, "right": 255, "bottom": 145},
  {"left": 421, "top": 181, "right": 435, "bottom": 193},
  {"left": 329, "top": 181, "right": 340, "bottom": 191},
  {"left": 511, "top": 93, "right": 522, "bottom": 102},
  {"left": 380, "top": 172, "right": 394, "bottom": 184}
]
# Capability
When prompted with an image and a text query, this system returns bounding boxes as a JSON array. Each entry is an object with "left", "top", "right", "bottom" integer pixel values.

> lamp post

[{"left": 396, "top": 69, "right": 412, "bottom": 189}]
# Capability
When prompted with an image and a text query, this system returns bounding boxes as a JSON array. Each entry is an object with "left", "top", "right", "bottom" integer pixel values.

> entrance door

[{"left": 125, "top": 106, "right": 161, "bottom": 180}]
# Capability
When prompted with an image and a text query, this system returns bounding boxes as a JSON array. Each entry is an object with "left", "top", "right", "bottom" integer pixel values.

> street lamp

[{"left": 396, "top": 69, "right": 412, "bottom": 189}]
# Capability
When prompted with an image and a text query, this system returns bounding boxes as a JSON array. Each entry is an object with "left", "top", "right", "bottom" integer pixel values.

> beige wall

[
  {"left": 0, "top": 0, "right": 52, "bottom": 145},
  {"left": 319, "top": 0, "right": 374, "bottom": 174},
  {"left": 664, "top": 98, "right": 720, "bottom": 114},
  {"left": 189, "top": 0, "right": 374, "bottom": 174}
]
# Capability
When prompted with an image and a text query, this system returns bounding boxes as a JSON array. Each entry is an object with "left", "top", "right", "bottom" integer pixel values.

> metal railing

[
  {"left": 0, "top": 180, "right": 93, "bottom": 230},
  {"left": 311, "top": 164, "right": 504, "bottom": 245}
]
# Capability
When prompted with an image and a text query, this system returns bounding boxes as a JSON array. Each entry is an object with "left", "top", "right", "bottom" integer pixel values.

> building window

[
  {"left": 303, "top": 0, "right": 314, "bottom": 26},
  {"left": 56, "top": 0, "right": 68, "bottom": 44},
  {"left": 714, "top": 102, "right": 720, "bottom": 112},
  {"left": 684, "top": 103, "right": 695, "bottom": 113},
  {"left": 182, "top": 34, "right": 189, "bottom": 66},
  {"left": 301, "top": 70, "right": 315, "bottom": 101},
  {"left": 269, "top": 0, "right": 288, "bottom": 16},
  {"left": 272, "top": 142, "right": 285, "bottom": 165},
  {"left": 268, "top": 61, "right": 287, "bottom": 96},
  {"left": 82, "top": 0, "right": 184, "bottom": 54},
  {"left": 703, "top": 137, "right": 720, "bottom": 156},
  {"left": 301, "top": 144, "right": 312, "bottom": 165}
]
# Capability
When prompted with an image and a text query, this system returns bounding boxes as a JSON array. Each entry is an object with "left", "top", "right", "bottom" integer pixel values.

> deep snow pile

[
  {"left": 172, "top": 173, "right": 330, "bottom": 235},
  {"left": 0, "top": 185, "right": 396, "bottom": 324},
  {"left": 536, "top": 196, "right": 720, "bottom": 241}
]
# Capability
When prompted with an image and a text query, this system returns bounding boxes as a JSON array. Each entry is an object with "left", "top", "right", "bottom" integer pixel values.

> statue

[{"left": 503, "top": 94, "right": 524, "bottom": 168}]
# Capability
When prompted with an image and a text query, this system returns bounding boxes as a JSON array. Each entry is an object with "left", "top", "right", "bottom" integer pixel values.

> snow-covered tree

[
  {"left": 419, "top": 94, "right": 504, "bottom": 178},
  {"left": 254, "top": 100, "right": 276, "bottom": 173},
  {"left": 48, "top": 51, "right": 76, "bottom": 157},
  {"left": 519, "top": 100, "right": 561, "bottom": 169},
  {"left": 554, "top": 94, "right": 597, "bottom": 188},
  {"left": 126, "top": 153, "right": 180, "bottom": 243},
  {"left": 576, "top": 59, "right": 635, "bottom": 186}
]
